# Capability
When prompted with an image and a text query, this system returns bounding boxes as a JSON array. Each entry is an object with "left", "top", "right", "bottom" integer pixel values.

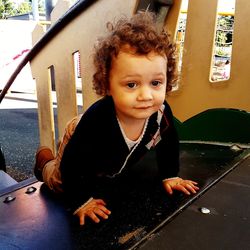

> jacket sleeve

[
  {"left": 60, "top": 115, "right": 100, "bottom": 212},
  {"left": 156, "top": 102, "right": 180, "bottom": 179}
]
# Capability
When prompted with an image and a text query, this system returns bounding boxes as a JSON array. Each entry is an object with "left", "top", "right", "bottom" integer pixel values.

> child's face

[{"left": 109, "top": 50, "right": 167, "bottom": 123}]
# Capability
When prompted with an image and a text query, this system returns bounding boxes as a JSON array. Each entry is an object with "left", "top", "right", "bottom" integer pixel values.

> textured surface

[
  {"left": 0, "top": 170, "right": 17, "bottom": 190},
  {"left": 139, "top": 150, "right": 250, "bottom": 250},
  {"left": 0, "top": 143, "right": 248, "bottom": 250}
]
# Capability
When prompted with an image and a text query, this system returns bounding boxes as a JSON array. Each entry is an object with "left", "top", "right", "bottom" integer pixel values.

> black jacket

[{"left": 60, "top": 96, "right": 179, "bottom": 211}]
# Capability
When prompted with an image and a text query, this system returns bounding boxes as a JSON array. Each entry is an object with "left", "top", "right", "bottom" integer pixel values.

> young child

[{"left": 34, "top": 11, "right": 199, "bottom": 226}]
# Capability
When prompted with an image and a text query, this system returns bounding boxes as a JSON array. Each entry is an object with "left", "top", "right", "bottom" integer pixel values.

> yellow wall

[
  {"left": 31, "top": 0, "right": 250, "bottom": 150},
  {"left": 167, "top": 0, "right": 250, "bottom": 122}
]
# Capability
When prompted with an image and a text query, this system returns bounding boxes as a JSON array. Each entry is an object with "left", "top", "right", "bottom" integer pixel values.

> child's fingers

[
  {"left": 175, "top": 185, "right": 191, "bottom": 195},
  {"left": 79, "top": 214, "right": 85, "bottom": 226},
  {"left": 163, "top": 178, "right": 199, "bottom": 196},
  {"left": 94, "top": 208, "right": 110, "bottom": 220},
  {"left": 85, "top": 202, "right": 111, "bottom": 224},
  {"left": 94, "top": 199, "right": 107, "bottom": 206},
  {"left": 178, "top": 181, "right": 199, "bottom": 194},
  {"left": 190, "top": 181, "right": 199, "bottom": 187},
  {"left": 185, "top": 180, "right": 198, "bottom": 185},
  {"left": 186, "top": 181, "right": 199, "bottom": 190},
  {"left": 98, "top": 205, "right": 111, "bottom": 215},
  {"left": 164, "top": 183, "right": 173, "bottom": 195},
  {"left": 87, "top": 206, "right": 110, "bottom": 223},
  {"left": 88, "top": 211, "right": 101, "bottom": 223},
  {"left": 185, "top": 184, "right": 197, "bottom": 194},
  {"left": 88, "top": 200, "right": 111, "bottom": 216},
  {"left": 192, "top": 185, "right": 200, "bottom": 190}
]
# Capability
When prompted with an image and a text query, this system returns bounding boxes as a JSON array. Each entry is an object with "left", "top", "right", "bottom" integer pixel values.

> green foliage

[
  {"left": 0, "top": 0, "right": 44, "bottom": 19},
  {"left": 16, "top": 1, "right": 32, "bottom": 15},
  {"left": 215, "top": 15, "right": 234, "bottom": 56},
  {"left": 217, "top": 15, "right": 234, "bottom": 30},
  {"left": 0, "top": 0, "right": 16, "bottom": 19},
  {"left": 38, "top": 0, "right": 45, "bottom": 13}
]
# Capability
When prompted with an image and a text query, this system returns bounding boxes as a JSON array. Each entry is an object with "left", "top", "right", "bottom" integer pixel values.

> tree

[
  {"left": 0, "top": 0, "right": 16, "bottom": 19},
  {"left": 0, "top": 0, "right": 45, "bottom": 19},
  {"left": 16, "top": 1, "right": 32, "bottom": 15},
  {"left": 215, "top": 15, "right": 234, "bottom": 57}
]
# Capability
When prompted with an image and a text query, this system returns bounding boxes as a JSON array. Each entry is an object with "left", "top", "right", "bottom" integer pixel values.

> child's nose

[{"left": 137, "top": 86, "right": 153, "bottom": 101}]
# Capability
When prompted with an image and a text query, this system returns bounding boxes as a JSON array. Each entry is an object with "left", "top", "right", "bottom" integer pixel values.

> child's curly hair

[{"left": 93, "top": 11, "right": 178, "bottom": 96}]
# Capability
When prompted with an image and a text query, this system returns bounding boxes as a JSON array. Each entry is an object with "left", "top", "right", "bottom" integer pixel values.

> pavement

[
  {"left": 0, "top": 90, "right": 83, "bottom": 182},
  {"left": 0, "top": 91, "right": 40, "bottom": 181}
]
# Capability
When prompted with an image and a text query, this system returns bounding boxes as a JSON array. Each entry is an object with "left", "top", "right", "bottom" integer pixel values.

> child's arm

[
  {"left": 162, "top": 177, "right": 199, "bottom": 195},
  {"left": 156, "top": 102, "right": 199, "bottom": 195},
  {"left": 73, "top": 198, "right": 111, "bottom": 226}
]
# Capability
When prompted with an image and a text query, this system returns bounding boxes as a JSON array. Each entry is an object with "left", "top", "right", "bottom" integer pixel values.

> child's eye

[
  {"left": 127, "top": 82, "right": 137, "bottom": 88},
  {"left": 151, "top": 80, "right": 162, "bottom": 87}
]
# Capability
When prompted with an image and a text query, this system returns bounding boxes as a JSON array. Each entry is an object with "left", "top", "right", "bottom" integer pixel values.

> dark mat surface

[
  {"left": 139, "top": 148, "right": 250, "bottom": 250},
  {"left": 0, "top": 143, "right": 249, "bottom": 250}
]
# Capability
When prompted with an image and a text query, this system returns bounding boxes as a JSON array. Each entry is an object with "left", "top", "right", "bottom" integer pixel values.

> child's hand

[
  {"left": 163, "top": 177, "right": 199, "bottom": 195},
  {"left": 75, "top": 198, "right": 111, "bottom": 226}
]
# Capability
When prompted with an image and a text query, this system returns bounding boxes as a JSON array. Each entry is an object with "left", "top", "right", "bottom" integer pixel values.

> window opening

[
  {"left": 48, "top": 65, "right": 56, "bottom": 91},
  {"left": 173, "top": 0, "right": 189, "bottom": 90},
  {"left": 48, "top": 65, "right": 57, "bottom": 109},
  {"left": 210, "top": 0, "right": 235, "bottom": 82},
  {"left": 175, "top": 0, "right": 189, "bottom": 73},
  {"left": 48, "top": 65, "right": 58, "bottom": 146},
  {"left": 73, "top": 51, "right": 83, "bottom": 108}
]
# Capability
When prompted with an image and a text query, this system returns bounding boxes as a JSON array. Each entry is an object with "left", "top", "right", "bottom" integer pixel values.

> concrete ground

[
  {"left": 0, "top": 91, "right": 82, "bottom": 182},
  {"left": 0, "top": 92, "right": 40, "bottom": 181}
]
